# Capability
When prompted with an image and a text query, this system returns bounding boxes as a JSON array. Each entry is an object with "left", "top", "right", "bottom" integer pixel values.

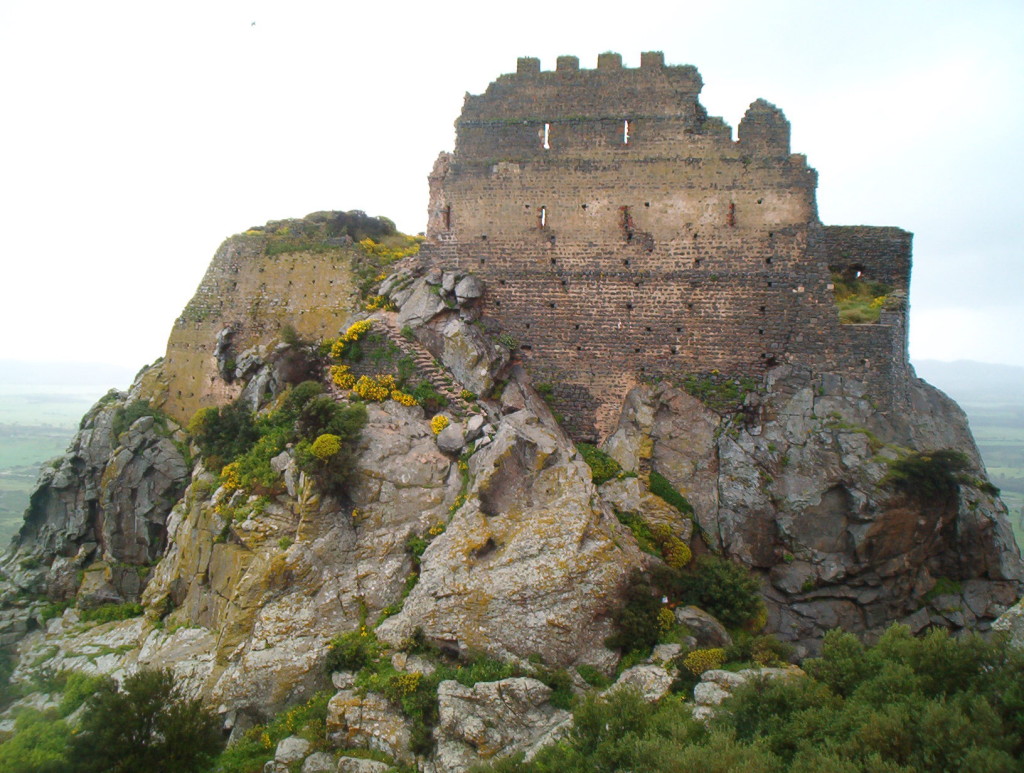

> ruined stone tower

[{"left": 426, "top": 52, "right": 912, "bottom": 438}]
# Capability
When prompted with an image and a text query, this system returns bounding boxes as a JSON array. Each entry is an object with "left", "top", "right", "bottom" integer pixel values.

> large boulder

[
  {"left": 377, "top": 397, "right": 642, "bottom": 669},
  {"left": 433, "top": 677, "right": 571, "bottom": 772}
]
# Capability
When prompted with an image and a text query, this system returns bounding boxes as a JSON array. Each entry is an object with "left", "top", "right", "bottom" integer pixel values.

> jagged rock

[
  {"left": 376, "top": 402, "right": 640, "bottom": 669},
  {"left": 674, "top": 606, "right": 732, "bottom": 648},
  {"left": 692, "top": 667, "right": 802, "bottom": 720},
  {"left": 650, "top": 643, "right": 682, "bottom": 663},
  {"left": 3, "top": 388, "right": 189, "bottom": 603},
  {"left": 438, "top": 317, "right": 507, "bottom": 397},
  {"left": 139, "top": 399, "right": 456, "bottom": 716},
  {"left": 597, "top": 477, "right": 693, "bottom": 542},
  {"left": 433, "top": 678, "right": 572, "bottom": 772},
  {"left": 454, "top": 275, "right": 484, "bottom": 302},
  {"left": 326, "top": 690, "right": 413, "bottom": 764},
  {"left": 436, "top": 423, "right": 466, "bottom": 454},
  {"left": 993, "top": 597, "right": 1024, "bottom": 649},
  {"left": 337, "top": 757, "right": 392, "bottom": 773},
  {"left": 499, "top": 382, "right": 526, "bottom": 414},
  {"left": 396, "top": 281, "right": 447, "bottom": 329},
  {"left": 465, "top": 415, "right": 486, "bottom": 442},
  {"left": 301, "top": 751, "right": 336, "bottom": 773},
  {"left": 610, "top": 664, "right": 674, "bottom": 701},
  {"left": 692, "top": 681, "right": 730, "bottom": 707},
  {"left": 271, "top": 736, "right": 312, "bottom": 772},
  {"left": 332, "top": 671, "right": 357, "bottom": 690},
  {"left": 605, "top": 374, "right": 1023, "bottom": 652}
]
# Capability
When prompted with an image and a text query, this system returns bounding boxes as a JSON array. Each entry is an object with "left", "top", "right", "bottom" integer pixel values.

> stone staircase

[{"left": 369, "top": 312, "right": 473, "bottom": 415}]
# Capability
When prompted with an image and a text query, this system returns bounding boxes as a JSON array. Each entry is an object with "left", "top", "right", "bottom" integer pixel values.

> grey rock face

[
  {"left": 610, "top": 664, "right": 674, "bottom": 702},
  {"left": 604, "top": 371, "right": 1024, "bottom": 652},
  {"left": 4, "top": 387, "right": 188, "bottom": 603},
  {"left": 376, "top": 399, "right": 640, "bottom": 669},
  {"left": 326, "top": 690, "right": 413, "bottom": 764},
  {"left": 433, "top": 678, "right": 572, "bottom": 772}
]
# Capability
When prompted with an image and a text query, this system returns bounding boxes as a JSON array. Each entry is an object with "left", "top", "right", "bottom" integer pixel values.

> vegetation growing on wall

[{"left": 831, "top": 272, "right": 895, "bottom": 324}]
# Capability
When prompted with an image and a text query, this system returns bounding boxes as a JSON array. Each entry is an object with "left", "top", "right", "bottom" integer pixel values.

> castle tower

[{"left": 426, "top": 53, "right": 911, "bottom": 438}]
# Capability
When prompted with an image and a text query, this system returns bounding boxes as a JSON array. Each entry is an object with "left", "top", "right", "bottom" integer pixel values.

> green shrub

[
  {"left": 649, "top": 471, "right": 695, "bottom": 516},
  {"left": 70, "top": 668, "right": 223, "bottom": 773},
  {"left": 615, "top": 510, "right": 657, "bottom": 554},
  {"left": 111, "top": 399, "right": 168, "bottom": 440},
  {"left": 576, "top": 664, "right": 611, "bottom": 689},
  {"left": 576, "top": 443, "right": 623, "bottom": 485},
  {"left": 213, "top": 690, "right": 333, "bottom": 773},
  {"left": 325, "top": 628, "right": 384, "bottom": 673},
  {"left": 0, "top": 708, "right": 73, "bottom": 773},
  {"left": 604, "top": 569, "right": 663, "bottom": 655},
  {"left": 650, "top": 522, "right": 692, "bottom": 568},
  {"left": 671, "top": 555, "right": 765, "bottom": 629},
  {"left": 884, "top": 449, "right": 970, "bottom": 502},
  {"left": 79, "top": 602, "right": 143, "bottom": 625}
]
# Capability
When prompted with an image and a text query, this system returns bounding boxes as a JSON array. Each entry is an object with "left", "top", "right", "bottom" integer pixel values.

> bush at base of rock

[{"left": 683, "top": 648, "right": 726, "bottom": 675}]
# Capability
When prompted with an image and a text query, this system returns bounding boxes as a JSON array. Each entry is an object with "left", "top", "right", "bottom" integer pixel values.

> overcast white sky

[{"left": 1, "top": 0, "right": 1021, "bottom": 372}]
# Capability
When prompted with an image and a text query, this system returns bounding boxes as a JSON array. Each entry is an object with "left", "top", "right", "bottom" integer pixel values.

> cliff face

[
  {"left": 604, "top": 370, "right": 1022, "bottom": 647},
  {"left": 0, "top": 229, "right": 1020, "bottom": 768}
]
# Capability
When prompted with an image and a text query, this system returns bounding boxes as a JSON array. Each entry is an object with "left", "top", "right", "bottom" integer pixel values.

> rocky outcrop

[
  {"left": 375, "top": 381, "right": 641, "bottom": 669},
  {"left": 433, "top": 677, "right": 571, "bottom": 772},
  {"left": 2, "top": 383, "right": 189, "bottom": 607},
  {"left": 691, "top": 666, "right": 802, "bottom": 722},
  {"left": 140, "top": 399, "right": 458, "bottom": 716},
  {"left": 603, "top": 368, "right": 1023, "bottom": 653}
]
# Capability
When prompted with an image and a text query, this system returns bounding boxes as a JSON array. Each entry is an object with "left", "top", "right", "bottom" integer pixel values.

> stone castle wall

[
  {"left": 426, "top": 53, "right": 913, "bottom": 438},
  {"left": 139, "top": 236, "right": 360, "bottom": 424}
]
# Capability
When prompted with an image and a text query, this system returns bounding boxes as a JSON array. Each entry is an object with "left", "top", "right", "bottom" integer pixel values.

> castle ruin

[{"left": 425, "top": 52, "right": 912, "bottom": 438}]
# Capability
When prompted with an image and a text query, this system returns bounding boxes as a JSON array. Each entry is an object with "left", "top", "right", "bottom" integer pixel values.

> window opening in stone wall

[
  {"left": 481, "top": 234, "right": 487, "bottom": 240},
  {"left": 551, "top": 258, "right": 557, "bottom": 266},
  {"left": 479, "top": 258, "right": 486, "bottom": 265},
  {"left": 543, "top": 123, "right": 551, "bottom": 149},
  {"left": 623, "top": 119, "right": 631, "bottom": 144},
  {"left": 694, "top": 258, "right": 701, "bottom": 267},
  {"left": 626, "top": 303, "right": 633, "bottom": 310},
  {"left": 623, "top": 259, "right": 630, "bottom": 267},
  {"left": 444, "top": 205, "right": 451, "bottom": 229},
  {"left": 581, "top": 203, "right": 588, "bottom": 210},
  {"left": 728, "top": 202, "right": 736, "bottom": 227},
  {"left": 765, "top": 257, "right": 772, "bottom": 265},
  {"left": 540, "top": 206, "right": 547, "bottom": 227}
]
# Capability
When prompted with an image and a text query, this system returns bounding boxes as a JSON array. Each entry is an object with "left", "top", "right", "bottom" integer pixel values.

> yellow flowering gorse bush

[
  {"left": 310, "top": 433, "right": 342, "bottom": 460},
  {"left": 390, "top": 389, "right": 418, "bottom": 406},
  {"left": 220, "top": 462, "right": 242, "bottom": 492},
  {"left": 683, "top": 647, "right": 726, "bottom": 675},
  {"left": 353, "top": 374, "right": 397, "bottom": 402},
  {"left": 329, "top": 364, "right": 356, "bottom": 389}
]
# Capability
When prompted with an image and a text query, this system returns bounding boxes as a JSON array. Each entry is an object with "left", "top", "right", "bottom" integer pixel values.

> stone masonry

[{"left": 424, "top": 52, "right": 912, "bottom": 439}]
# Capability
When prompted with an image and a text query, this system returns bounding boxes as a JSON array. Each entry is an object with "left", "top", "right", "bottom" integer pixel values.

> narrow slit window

[
  {"left": 543, "top": 123, "right": 551, "bottom": 150},
  {"left": 540, "top": 206, "right": 547, "bottom": 228},
  {"left": 443, "top": 205, "right": 451, "bottom": 230},
  {"left": 623, "top": 119, "right": 631, "bottom": 144}
]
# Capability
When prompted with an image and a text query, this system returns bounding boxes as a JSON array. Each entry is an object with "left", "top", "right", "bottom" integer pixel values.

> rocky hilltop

[{"left": 1, "top": 53, "right": 1022, "bottom": 772}]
